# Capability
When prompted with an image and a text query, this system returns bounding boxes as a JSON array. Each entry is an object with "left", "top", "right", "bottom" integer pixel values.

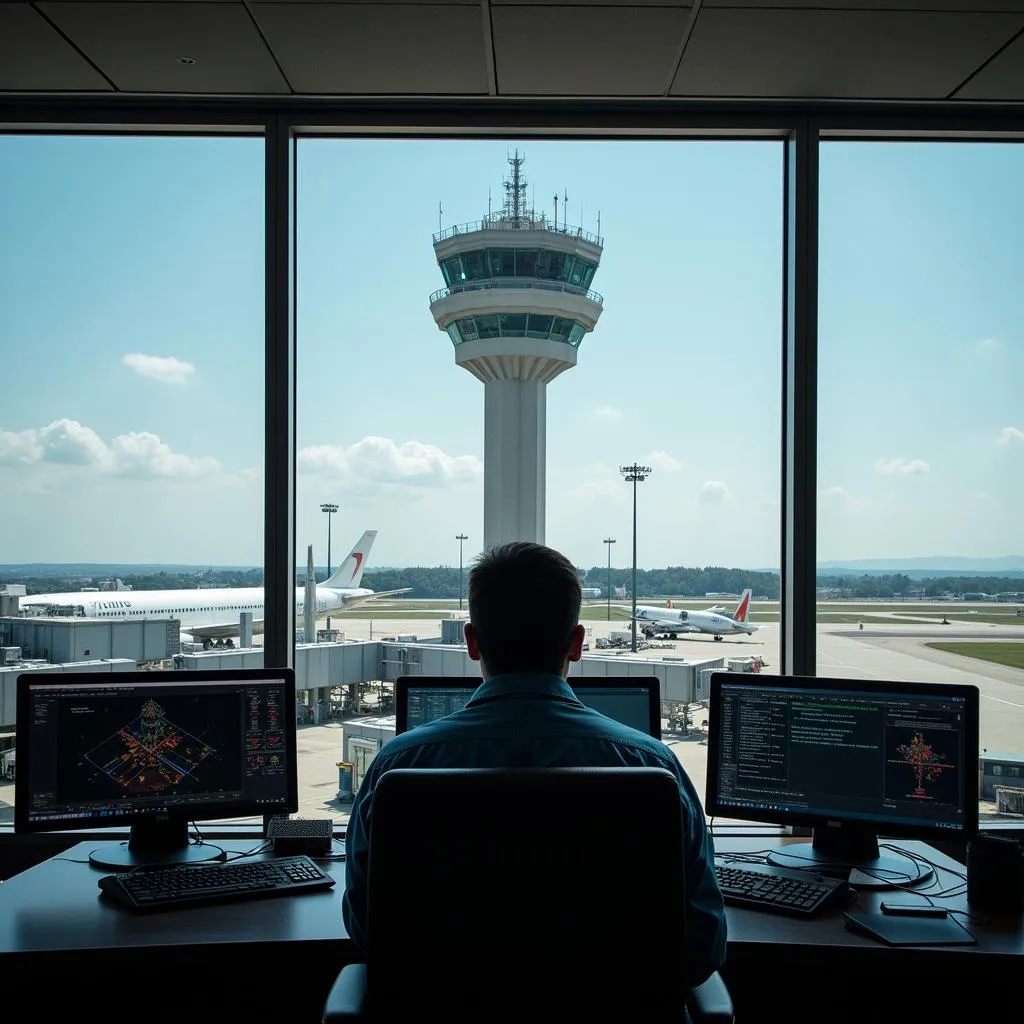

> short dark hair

[{"left": 467, "top": 542, "right": 582, "bottom": 677}]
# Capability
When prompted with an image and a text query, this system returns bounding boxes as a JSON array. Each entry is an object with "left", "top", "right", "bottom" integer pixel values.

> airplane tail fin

[
  {"left": 323, "top": 530, "right": 377, "bottom": 590},
  {"left": 733, "top": 588, "right": 753, "bottom": 623}
]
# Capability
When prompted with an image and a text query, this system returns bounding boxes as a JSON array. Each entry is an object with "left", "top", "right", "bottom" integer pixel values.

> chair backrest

[{"left": 364, "top": 766, "right": 686, "bottom": 1015}]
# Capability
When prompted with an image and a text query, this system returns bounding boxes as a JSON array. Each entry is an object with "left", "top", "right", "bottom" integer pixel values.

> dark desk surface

[
  {"left": 0, "top": 836, "right": 1020, "bottom": 967},
  {"left": 718, "top": 837, "right": 1023, "bottom": 968}
]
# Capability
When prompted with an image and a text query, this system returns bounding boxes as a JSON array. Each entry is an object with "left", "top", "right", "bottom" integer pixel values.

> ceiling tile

[
  {"left": 492, "top": 6, "right": 692, "bottom": 95},
  {"left": 36, "top": 2, "right": 290, "bottom": 93},
  {"left": 0, "top": 2, "right": 112, "bottom": 91},
  {"left": 956, "top": 31, "right": 1024, "bottom": 98},
  {"left": 702, "top": 0, "right": 1024, "bottom": 10},
  {"left": 672, "top": 8, "right": 1024, "bottom": 98},
  {"left": 250, "top": 3, "right": 488, "bottom": 93}
]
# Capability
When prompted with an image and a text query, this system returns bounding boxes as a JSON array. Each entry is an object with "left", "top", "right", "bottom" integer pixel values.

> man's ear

[
  {"left": 464, "top": 622, "right": 481, "bottom": 662},
  {"left": 566, "top": 623, "right": 586, "bottom": 663}
]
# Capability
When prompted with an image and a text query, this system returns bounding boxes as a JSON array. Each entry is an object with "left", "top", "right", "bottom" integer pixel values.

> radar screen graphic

[
  {"left": 886, "top": 729, "right": 959, "bottom": 804},
  {"left": 59, "top": 693, "right": 242, "bottom": 802}
]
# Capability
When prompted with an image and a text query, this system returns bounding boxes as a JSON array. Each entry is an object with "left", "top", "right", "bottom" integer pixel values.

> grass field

[
  {"left": 925, "top": 642, "right": 1024, "bottom": 670},
  {"left": 343, "top": 598, "right": 1023, "bottom": 629}
]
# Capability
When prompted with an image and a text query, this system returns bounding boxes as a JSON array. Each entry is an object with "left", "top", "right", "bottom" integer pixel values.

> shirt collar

[{"left": 466, "top": 673, "right": 580, "bottom": 706}]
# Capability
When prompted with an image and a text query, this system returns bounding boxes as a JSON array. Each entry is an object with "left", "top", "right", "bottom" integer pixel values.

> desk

[
  {"left": 0, "top": 837, "right": 1021, "bottom": 1018},
  {"left": 0, "top": 839, "right": 350, "bottom": 966},
  {"left": 716, "top": 837, "right": 1023, "bottom": 970}
]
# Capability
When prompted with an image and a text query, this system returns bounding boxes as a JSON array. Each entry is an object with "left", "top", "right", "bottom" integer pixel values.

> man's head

[{"left": 465, "top": 541, "right": 585, "bottom": 678}]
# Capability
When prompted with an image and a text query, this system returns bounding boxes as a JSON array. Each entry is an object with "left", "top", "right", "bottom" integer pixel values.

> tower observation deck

[{"left": 429, "top": 152, "right": 605, "bottom": 549}]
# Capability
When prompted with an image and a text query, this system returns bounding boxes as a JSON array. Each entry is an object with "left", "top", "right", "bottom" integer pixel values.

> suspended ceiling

[{"left": 0, "top": 0, "right": 1023, "bottom": 102}]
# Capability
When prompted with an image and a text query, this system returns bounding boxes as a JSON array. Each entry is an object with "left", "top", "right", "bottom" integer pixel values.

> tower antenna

[
  {"left": 503, "top": 149, "right": 528, "bottom": 224},
  {"left": 553, "top": 192, "right": 559, "bottom": 231},
  {"left": 438, "top": 200, "right": 443, "bottom": 234}
]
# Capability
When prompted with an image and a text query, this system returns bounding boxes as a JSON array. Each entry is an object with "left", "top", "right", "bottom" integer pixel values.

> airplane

[
  {"left": 630, "top": 589, "right": 758, "bottom": 642},
  {"left": 19, "top": 530, "right": 412, "bottom": 642}
]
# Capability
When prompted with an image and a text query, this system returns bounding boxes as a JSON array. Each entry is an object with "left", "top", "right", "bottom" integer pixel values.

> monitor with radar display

[
  {"left": 396, "top": 676, "right": 662, "bottom": 739},
  {"left": 16, "top": 668, "right": 297, "bottom": 870},
  {"left": 705, "top": 673, "right": 979, "bottom": 889}
]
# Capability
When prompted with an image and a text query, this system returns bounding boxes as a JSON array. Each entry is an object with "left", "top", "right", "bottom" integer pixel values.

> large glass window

[
  {"left": 296, "top": 139, "right": 782, "bottom": 821},
  {"left": 817, "top": 142, "right": 1024, "bottom": 824},
  {"left": 0, "top": 134, "right": 265, "bottom": 823}
]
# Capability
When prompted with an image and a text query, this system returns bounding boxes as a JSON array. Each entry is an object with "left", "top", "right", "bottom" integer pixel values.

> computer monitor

[
  {"left": 15, "top": 668, "right": 297, "bottom": 870},
  {"left": 705, "top": 673, "right": 979, "bottom": 889},
  {"left": 395, "top": 676, "right": 662, "bottom": 739}
]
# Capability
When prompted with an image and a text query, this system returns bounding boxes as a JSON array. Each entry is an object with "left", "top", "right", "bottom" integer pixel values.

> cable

[
  {"left": 315, "top": 836, "right": 349, "bottom": 861},
  {"left": 221, "top": 840, "right": 273, "bottom": 863}
]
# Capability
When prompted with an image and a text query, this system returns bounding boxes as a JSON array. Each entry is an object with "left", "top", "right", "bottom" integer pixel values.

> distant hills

[{"left": 816, "top": 556, "right": 1024, "bottom": 579}]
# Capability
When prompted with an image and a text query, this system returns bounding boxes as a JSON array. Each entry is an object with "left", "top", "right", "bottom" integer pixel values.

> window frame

[{"left": 2, "top": 99, "right": 1023, "bottom": 849}]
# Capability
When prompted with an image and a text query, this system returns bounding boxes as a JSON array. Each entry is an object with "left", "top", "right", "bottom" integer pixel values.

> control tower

[{"left": 429, "top": 152, "right": 605, "bottom": 549}]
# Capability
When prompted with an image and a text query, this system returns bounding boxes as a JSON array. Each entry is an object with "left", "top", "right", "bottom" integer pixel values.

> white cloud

[
  {"left": 975, "top": 337, "right": 998, "bottom": 352},
  {"left": 698, "top": 480, "right": 730, "bottom": 504},
  {"left": 0, "top": 419, "right": 220, "bottom": 479},
  {"left": 109, "top": 432, "right": 219, "bottom": 479},
  {"left": 122, "top": 353, "right": 196, "bottom": 384},
  {"left": 0, "top": 427, "right": 43, "bottom": 464},
  {"left": 820, "top": 485, "right": 847, "bottom": 498},
  {"left": 298, "top": 436, "right": 481, "bottom": 490},
  {"left": 997, "top": 426, "right": 1024, "bottom": 446},
  {"left": 644, "top": 450, "right": 681, "bottom": 473},
  {"left": 593, "top": 406, "right": 622, "bottom": 422},
  {"left": 37, "top": 419, "right": 109, "bottom": 465},
  {"left": 875, "top": 457, "right": 930, "bottom": 476}
]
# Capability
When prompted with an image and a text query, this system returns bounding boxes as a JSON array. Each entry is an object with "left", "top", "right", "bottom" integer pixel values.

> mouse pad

[{"left": 844, "top": 910, "right": 976, "bottom": 947}]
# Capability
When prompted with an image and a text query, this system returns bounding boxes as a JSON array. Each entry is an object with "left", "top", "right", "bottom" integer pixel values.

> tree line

[{"left": 10, "top": 567, "right": 1023, "bottom": 601}]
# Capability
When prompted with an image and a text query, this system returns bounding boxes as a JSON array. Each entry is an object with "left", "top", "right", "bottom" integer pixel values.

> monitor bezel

[
  {"left": 395, "top": 674, "right": 663, "bottom": 739},
  {"left": 704, "top": 672, "right": 980, "bottom": 843},
  {"left": 14, "top": 667, "right": 298, "bottom": 836}
]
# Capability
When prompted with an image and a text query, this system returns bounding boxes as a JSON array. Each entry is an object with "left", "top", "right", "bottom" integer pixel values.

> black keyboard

[
  {"left": 715, "top": 862, "right": 849, "bottom": 917},
  {"left": 98, "top": 855, "right": 336, "bottom": 912}
]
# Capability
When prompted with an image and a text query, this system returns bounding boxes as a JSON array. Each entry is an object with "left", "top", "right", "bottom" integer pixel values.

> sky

[{"left": 0, "top": 136, "right": 1021, "bottom": 571}]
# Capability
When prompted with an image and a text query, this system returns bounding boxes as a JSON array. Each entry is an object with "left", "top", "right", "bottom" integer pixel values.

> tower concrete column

[{"left": 484, "top": 378, "right": 546, "bottom": 548}]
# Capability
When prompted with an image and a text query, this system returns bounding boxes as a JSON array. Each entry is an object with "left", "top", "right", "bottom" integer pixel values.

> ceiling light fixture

[{"left": 177, "top": 56, "right": 196, "bottom": 65}]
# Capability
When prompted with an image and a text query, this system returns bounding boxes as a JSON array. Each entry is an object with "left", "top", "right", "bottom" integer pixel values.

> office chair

[{"left": 324, "top": 766, "right": 734, "bottom": 1022}]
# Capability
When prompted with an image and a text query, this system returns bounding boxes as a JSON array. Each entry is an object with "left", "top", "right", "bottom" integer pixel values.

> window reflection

[{"left": 439, "top": 248, "right": 598, "bottom": 288}]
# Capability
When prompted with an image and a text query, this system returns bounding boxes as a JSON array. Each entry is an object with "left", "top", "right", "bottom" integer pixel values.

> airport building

[{"left": 429, "top": 152, "right": 604, "bottom": 549}]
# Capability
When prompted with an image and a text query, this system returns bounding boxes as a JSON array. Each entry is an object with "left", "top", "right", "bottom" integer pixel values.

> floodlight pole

[
  {"left": 456, "top": 534, "right": 469, "bottom": 610},
  {"left": 603, "top": 537, "right": 616, "bottom": 621},
  {"left": 320, "top": 502, "right": 339, "bottom": 632},
  {"left": 619, "top": 464, "right": 652, "bottom": 652}
]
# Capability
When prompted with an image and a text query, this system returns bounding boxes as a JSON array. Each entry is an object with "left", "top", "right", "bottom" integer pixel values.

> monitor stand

[
  {"left": 766, "top": 824, "right": 933, "bottom": 890},
  {"left": 89, "top": 817, "right": 223, "bottom": 871}
]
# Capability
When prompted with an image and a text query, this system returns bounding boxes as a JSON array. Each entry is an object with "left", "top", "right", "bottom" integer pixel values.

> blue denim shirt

[{"left": 342, "top": 673, "right": 727, "bottom": 984}]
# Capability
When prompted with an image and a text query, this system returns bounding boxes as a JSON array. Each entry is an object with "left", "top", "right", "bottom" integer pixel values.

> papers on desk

[{"left": 844, "top": 910, "right": 976, "bottom": 947}]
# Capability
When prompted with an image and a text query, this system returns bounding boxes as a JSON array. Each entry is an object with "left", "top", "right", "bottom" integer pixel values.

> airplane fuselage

[
  {"left": 20, "top": 585, "right": 373, "bottom": 636},
  {"left": 633, "top": 605, "right": 757, "bottom": 638}
]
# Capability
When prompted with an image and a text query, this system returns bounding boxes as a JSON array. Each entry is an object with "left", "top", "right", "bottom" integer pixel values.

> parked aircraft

[
  {"left": 19, "top": 530, "right": 410, "bottom": 641},
  {"left": 631, "top": 589, "right": 757, "bottom": 641}
]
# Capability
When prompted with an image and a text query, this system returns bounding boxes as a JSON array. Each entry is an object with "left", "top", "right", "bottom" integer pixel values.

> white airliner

[
  {"left": 19, "top": 530, "right": 411, "bottom": 641},
  {"left": 631, "top": 589, "right": 758, "bottom": 642}
]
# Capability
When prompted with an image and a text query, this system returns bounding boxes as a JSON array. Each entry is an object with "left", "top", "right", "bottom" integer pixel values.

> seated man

[{"left": 342, "top": 541, "right": 726, "bottom": 984}]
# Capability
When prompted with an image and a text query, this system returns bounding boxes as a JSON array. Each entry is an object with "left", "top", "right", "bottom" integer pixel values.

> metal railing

[
  {"left": 430, "top": 277, "right": 604, "bottom": 305},
  {"left": 433, "top": 216, "right": 603, "bottom": 247}
]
